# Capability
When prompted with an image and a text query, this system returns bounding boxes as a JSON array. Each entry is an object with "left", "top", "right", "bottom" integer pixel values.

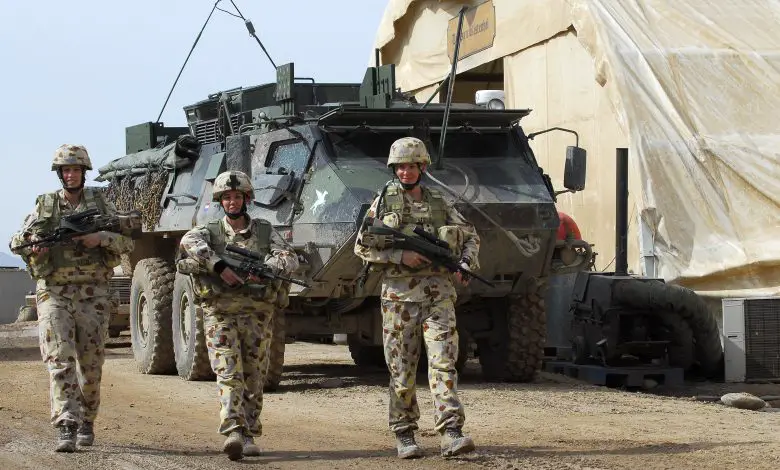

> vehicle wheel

[
  {"left": 348, "top": 335, "right": 386, "bottom": 368},
  {"left": 478, "top": 279, "right": 547, "bottom": 382},
  {"left": 16, "top": 305, "right": 37, "bottom": 322},
  {"left": 571, "top": 335, "right": 589, "bottom": 365},
  {"left": 264, "top": 310, "right": 286, "bottom": 392},
  {"left": 172, "top": 274, "right": 214, "bottom": 381},
  {"left": 656, "top": 312, "right": 695, "bottom": 370},
  {"left": 614, "top": 279, "right": 723, "bottom": 378},
  {"left": 130, "top": 258, "right": 176, "bottom": 375}
]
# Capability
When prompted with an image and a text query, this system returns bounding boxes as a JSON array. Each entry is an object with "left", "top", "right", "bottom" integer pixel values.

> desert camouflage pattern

[
  {"left": 354, "top": 184, "right": 480, "bottom": 303},
  {"left": 382, "top": 297, "right": 464, "bottom": 433},
  {"left": 211, "top": 170, "right": 254, "bottom": 202},
  {"left": 180, "top": 215, "right": 299, "bottom": 437},
  {"left": 354, "top": 182, "right": 480, "bottom": 434},
  {"left": 37, "top": 284, "right": 113, "bottom": 426},
  {"left": 9, "top": 189, "right": 135, "bottom": 284},
  {"left": 386, "top": 136, "right": 432, "bottom": 167},
  {"left": 179, "top": 217, "right": 298, "bottom": 301},
  {"left": 204, "top": 305, "right": 274, "bottom": 436},
  {"left": 8, "top": 187, "right": 133, "bottom": 429},
  {"left": 52, "top": 144, "right": 93, "bottom": 170}
]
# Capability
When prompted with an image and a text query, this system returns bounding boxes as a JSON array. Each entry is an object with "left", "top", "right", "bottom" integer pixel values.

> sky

[{"left": 0, "top": 0, "right": 387, "bottom": 255}]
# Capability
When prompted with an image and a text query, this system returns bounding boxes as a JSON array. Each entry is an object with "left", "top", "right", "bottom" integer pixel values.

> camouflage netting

[
  {"left": 104, "top": 169, "right": 170, "bottom": 231},
  {"left": 98, "top": 142, "right": 195, "bottom": 231}
]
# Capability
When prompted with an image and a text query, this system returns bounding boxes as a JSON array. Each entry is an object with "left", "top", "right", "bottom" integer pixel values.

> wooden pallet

[{"left": 543, "top": 360, "right": 684, "bottom": 388}]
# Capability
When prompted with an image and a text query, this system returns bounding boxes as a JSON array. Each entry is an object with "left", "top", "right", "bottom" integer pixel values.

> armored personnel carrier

[{"left": 96, "top": 62, "right": 594, "bottom": 389}]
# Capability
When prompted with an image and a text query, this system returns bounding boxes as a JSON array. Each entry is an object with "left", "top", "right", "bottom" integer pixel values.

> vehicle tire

[
  {"left": 264, "top": 310, "right": 286, "bottom": 392},
  {"left": 478, "top": 279, "right": 547, "bottom": 382},
  {"left": 16, "top": 305, "right": 37, "bottom": 323},
  {"left": 656, "top": 312, "right": 695, "bottom": 370},
  {"left": 348, "top": 335, "right": 386, "bottom": 368},
  {"left": 108, "top": 328, "right": 123, "bottom": 338},
  {"left": 614, "top": 279, "right": 723, "bottom": 378},
  {"left": 130, "top": 258, "right": 176, "bottom": 375},
  {"left": 172, "top": 274, "right": 214, "bottom": 381}
]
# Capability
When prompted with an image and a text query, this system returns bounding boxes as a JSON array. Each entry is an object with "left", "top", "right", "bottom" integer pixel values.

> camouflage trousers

[
  {"left": 381, "top": 297, "right": 465, "bottom": 433},
  {"left": 36, "top": 284, "right": 112, "bottom": 427},
  {"left": 203, "top": 300, "right": 275, "bottom": 437}
]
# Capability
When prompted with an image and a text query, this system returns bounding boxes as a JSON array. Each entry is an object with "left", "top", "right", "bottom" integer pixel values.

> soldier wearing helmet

[
  {"left": 8, "top": 144, "right": 135, "bottom": 452},
  {"left": 354, "top": 137, "right": 481, "bottom": 459},
  {"left": 178, "top": 170, "right": 299, "bottom": 461}
]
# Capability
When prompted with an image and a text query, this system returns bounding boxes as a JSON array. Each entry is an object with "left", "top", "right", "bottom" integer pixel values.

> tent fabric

[
  {"left": 568, "top": 0, "right": 780, "bottom": 297},
  {"left": 374, "top": 0, "right": 571, "bottom": 94},
  {"left": 373, "top": 0, "right": 780, "bottom": 297}
]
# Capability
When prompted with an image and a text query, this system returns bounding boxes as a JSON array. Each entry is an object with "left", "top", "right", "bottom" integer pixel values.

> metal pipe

[
  {"left": 615, "top": 147, "right": 629, "bottom": 276},
  {"left": 435, "top": 5, "right": 468, "bottom": 170}
]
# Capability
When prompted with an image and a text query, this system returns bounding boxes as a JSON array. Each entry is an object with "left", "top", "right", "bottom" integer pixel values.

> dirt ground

[{"left": 1, "top": 322, "right": 779, "bottom": 470}]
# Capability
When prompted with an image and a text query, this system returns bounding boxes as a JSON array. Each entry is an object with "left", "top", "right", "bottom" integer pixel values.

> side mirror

[{"left": 564, "top": 146, "right": 587, "bottom": 191}]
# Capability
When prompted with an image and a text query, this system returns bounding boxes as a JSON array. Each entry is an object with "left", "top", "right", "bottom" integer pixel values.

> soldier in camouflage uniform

[
  {"left": 354, "top": 137, "right": 480, "bottom": 459},
  {"left": 178, "top": 170, "right": 299, "bottom": 461},
  {"left": 9, "top": 145, "right": 135, "bottom": 452}
]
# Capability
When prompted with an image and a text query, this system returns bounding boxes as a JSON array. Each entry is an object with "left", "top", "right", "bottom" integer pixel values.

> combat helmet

[
  {"left": 212, "top": 171, "right": 254, "bottom": 202},
  {"left": 387, "top": 137, "right": 431, "bottom": 168},
  {"left": 52, "top": 144, "right": 92, "bottom": 171}
]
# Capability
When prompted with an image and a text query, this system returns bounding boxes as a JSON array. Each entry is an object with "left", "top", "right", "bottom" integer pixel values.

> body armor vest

[
  {"left": 189, "top": 218, "right": 281, "bottom": 304},
  {"left": 379, "top": 183, "right": 449, "bottom": 277},
  {"left": 30, "top": 188, "right": 119, "bottom": 282}
]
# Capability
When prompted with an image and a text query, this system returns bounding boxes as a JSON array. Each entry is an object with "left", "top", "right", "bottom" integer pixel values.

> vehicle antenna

[
  {"left": 156, "top": 0, "right": 222, "bottom": 123},
  {"left": 435, "top": 5, "right": 468, "bottom": 170},
  {"left": 228, "top": 0, "right": 277, "bottom": 69}
]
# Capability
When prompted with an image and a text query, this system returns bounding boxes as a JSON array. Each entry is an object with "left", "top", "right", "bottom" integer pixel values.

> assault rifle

[
  {"left": 222, "top": 244, "right": 311, "bottom": 288},
  {"left": 14, "top": 208, "right": 143, "bottom": 250},
  {"left": 363, "top": 217, "right": 495, "bottom": 288}
]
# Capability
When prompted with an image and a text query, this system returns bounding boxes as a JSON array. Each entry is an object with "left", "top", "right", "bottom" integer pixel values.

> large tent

[{"left": 371, "top": 0, "right": 780, "bottom": 299}]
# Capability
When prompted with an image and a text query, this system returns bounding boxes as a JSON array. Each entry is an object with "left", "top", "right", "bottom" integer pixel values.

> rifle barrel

[
  {"left": 225, "top": 244, "right": 262, "bottom": 260},
  {"left": 64, "top": 208, "right": 100, "bottom": 222}
]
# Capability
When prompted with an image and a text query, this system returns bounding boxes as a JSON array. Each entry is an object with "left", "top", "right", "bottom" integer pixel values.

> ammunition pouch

[
  {"left": 437, "top": 225, "right": 465, "bottom": 258},
  {"left": 176, "top": 258, "right": 204, "bottom": 275},
  {"left": 359, "top": 233, "right": 392, "bottom": 250}
]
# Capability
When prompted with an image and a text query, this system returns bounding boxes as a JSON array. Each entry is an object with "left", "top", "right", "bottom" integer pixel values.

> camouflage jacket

[
  {"left": 9, "top": 188, "right": 134, "bottom": 286},
  {"left": 179, "top": 216, "right": 299, "bottom": 306},
  {"left": 354, "top": 183, "right": 480, "bottom": 303}
]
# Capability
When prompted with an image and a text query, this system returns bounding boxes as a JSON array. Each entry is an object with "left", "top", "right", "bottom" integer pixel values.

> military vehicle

[{"left": 96, "top": 61, "right": 594, "bottom": 389}]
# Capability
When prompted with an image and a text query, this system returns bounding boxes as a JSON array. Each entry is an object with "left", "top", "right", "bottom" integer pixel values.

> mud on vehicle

[{"left": 97, "top": 62, "right": 594, "bottom": 388}]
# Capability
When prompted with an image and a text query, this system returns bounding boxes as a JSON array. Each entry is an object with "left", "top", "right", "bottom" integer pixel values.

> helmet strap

[
  {"left": 223, "top": 195, "right": 249, "bottom": 220},
  {"left": 56, "top": 167, "right": 86, "bottom": 193},
  {"left": 392, "top": 163, "right": 423, "bottom": 190}
]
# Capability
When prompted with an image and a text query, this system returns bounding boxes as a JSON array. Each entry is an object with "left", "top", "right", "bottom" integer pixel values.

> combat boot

[
  {"left": 222, "top": 430, "right": 244, "bottom": 461},
  {"left": 77, "top": 421, "right": 94, "bottom": 446},
  {"left": 243, "top": 433, "right": 261, "bottom": 457},
  {"left": 55, "top": 422, "right": 78, "bottom": 453},
  {"left": 394, "top": 429, "right": 423, "bottom": 459},
  {"left": 440, "top": 427, "right": 475, "bottom": 457}
]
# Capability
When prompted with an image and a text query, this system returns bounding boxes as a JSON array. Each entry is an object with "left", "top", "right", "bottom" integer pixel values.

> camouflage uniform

[
  {"left": 8, "top": 144, "right": 134, "bottom": 451},
  {"left": 354, "top": 137, "right": 480, "bottom": 457},
  {"left": 178, "top": 170, "right": 298, "bottom": 460}
]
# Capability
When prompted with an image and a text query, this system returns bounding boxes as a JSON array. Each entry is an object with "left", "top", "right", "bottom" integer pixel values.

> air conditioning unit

[{"left": 722, "top": 297, "right": 780, "bottom": 382}]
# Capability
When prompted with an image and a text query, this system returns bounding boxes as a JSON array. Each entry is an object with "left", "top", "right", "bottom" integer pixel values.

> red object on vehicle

[{"left": 557, "top": 211, "right": 582, "bottom": 240}]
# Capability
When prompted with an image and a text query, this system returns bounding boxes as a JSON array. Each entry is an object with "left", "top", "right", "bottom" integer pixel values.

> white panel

[{"left": 721, "top": 298, "right": 746, "bottom": 383}]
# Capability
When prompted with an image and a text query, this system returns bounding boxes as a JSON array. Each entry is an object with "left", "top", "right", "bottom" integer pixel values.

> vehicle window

[{"left": 266, "top": 139, "right": 309, "bottom": 177}]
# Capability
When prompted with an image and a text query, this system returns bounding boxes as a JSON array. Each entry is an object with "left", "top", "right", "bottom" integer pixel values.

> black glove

[{"left": 174, "top": 134, "right": 200, "bottom": 160}]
